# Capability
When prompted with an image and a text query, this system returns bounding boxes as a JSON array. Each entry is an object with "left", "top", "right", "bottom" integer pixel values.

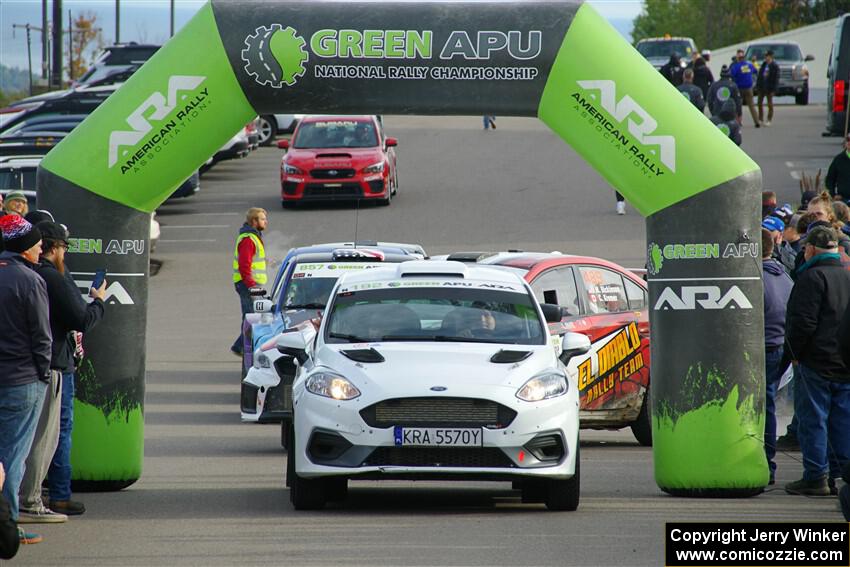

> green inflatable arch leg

[{"left": 38, "top": 0, "right": 766, "bottom": 495}]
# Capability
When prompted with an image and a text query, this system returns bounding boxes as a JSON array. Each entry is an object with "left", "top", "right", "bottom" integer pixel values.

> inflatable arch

[{"left": 38, "top": 0, "right": 766, "bottom": 496}]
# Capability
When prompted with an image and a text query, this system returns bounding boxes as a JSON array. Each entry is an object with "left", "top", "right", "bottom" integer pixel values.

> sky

[{"left": 0, "top": 0, "right": 644, "bottom": 77}]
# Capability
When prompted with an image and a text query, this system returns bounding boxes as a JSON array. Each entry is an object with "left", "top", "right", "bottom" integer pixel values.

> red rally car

[
  {"left": 278, "top": 115, "right": 398, "bottom": 208},
  {"left": 466, "top": 251, "right": 652, "bottom": 446}
]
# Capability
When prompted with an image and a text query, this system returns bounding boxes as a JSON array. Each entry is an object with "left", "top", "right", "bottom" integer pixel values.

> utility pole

[
  {"left": 116, "top": 0, "right": 120, "bottom": 44},
  {"left": 170, "top": 0, "right": 175, "bottom": 38},
  {"left": 51, "top": 0, "right": 63, "bottom": 88},
  {"left": 68, "top": 9, "right": 73, "bottom": 82},
  {"left": 11, "top": 24, "right": 35, "bottom": 95},
  {"left": 41, "top": 0, "right": 48, "bottom": 80}
]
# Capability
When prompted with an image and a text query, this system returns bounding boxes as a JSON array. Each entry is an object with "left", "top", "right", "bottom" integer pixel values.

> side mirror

[
  {"left": 805, "top": 54, "right": 815, "bottom": 62},
  {"left": 253, "top": 299, "right": 275, "bottom": 314},
  {"left": 560, "top": 332, "right": 591, "bottom": 364},
  {"left": 277, "top": 332, "right": 309, "bottom": 364},
  {"left": 277, "top": 139, "right": 290, "bottom": 150},
  {"left": 540, "top": 303, "right": 564, "bottom": 323},
  {"left": 385, "top": 137, "right": 398, "bottom": 148}
]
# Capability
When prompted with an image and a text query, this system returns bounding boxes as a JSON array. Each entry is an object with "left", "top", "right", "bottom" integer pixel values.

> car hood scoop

[
  {"left": 340, "top": 348, "right": 385, "bottom": 363},
  {"left": 489, "top": 350, "right": 533, "bottom": 364},
  {"left": 316, "top": 153, "right": 352, "bottom": 159}
]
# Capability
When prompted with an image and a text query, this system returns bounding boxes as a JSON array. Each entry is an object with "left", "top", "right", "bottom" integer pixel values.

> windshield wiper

[
  {"left": 379, "top": 334, "right": 498, "bottom": 343},
  {"left": 284, "top": 303, "right": 325, "bottom": 310},
  {"left": 328, "top": 332, "right": 372, "bottom": 343}
]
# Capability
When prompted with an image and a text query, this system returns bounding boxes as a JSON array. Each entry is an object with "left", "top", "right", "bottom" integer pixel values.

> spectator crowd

[
  {"left": 0, "top": 200, "right": 107, "bottom": 557},
  {"left": 759, "top": 187, "right": 850, "bottom": 516}
]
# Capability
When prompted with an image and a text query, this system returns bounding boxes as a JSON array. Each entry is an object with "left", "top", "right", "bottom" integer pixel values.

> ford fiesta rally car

[{"left": 279, "top": 260, "right": 590, "bottom": 510}]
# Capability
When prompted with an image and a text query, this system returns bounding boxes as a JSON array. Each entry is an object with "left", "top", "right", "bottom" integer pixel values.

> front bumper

[
  {"left": 293, "top": 391, "right": 579, "bottom": 481},
  {"left": 772, "top": 79, "right": 807, "bottom": 97},
  {"left": 281, "top": 173, "right": 389, "bottom": 202},
  {"left": 240, "top": 361, "right": 295, "bottom": 423}
]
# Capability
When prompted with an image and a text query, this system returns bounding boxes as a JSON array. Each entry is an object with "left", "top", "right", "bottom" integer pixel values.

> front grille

[
  {"left": 282, "top": 181, "right": 299, "bottom": 195},
  {"left": 360, "top": 397, "right": 516, "bottom": 429},
  {"left": 362, "top": 447, "right": 515, "bottom": 468},
  {"left": 304, "top": 183, "right": 362, "bottom": 198},
  {"left": 311, "top": 168, "right": 355, "bottom": 179},
  {"left": 240, "top": 383, "right": 258, "bottom": 414},
  {"left": 263, "top": 384, "right": 290, "bottom": 413},
  {"left": 779, "top": 68, "right": 793, "bottom": 80}
]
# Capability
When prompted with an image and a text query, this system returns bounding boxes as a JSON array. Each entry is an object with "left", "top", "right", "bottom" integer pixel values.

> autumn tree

[
  {"left": 633, "top": 0, "right": 850, "bottom": 50},
  {"left": 69, "top": 11, "right": 103, "bottom": 81}
]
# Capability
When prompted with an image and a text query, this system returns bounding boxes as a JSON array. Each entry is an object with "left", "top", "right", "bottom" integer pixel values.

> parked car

[
  {"left": 0, "top": 84, "right": 119, "bottom": 133},
  {"left": 282, "top": 260, "right": 587, "bottom": 510},
  {"left": 635, "top": 36, "right": 697, "bottom": 70},
  {"left": 72, "top": 43, "right": 159, "bottom": 88},
  {"left": 0, "top": 129, "right": 66, "bottom": 157},
  {"left": 278, "top": 115, "right": 398, "bottom": 207},
  {"left": 444, "top": 251, "right": 652, "bottom": 446},
  {"left": 0, "top": 155, "right": 40, "bottom": 207},
  {"left": 240, "top": 243, "right": 427, "bottom": 429},
  {"left": 257, "top": 114, "right": 302, "bottom": 146},
  {"left": 826, "top": 14, "right": 850, "bottom": 135},
  {"left": 745, "top": 41, "right": 813, "bottom": 105}
]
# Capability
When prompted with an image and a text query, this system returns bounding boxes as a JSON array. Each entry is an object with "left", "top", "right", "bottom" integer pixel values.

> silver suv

[{"left": 745, "top": 41, "right": 814, "bottom": 105}]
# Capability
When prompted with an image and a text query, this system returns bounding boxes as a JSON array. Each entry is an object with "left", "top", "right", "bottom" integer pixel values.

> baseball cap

[
  {"left": 804, "top": 225, "right": 839, "bottom": 249},
  {"left": 4, "top": 190, "right": 27, "bottom": 204},
  {"left": 36, "top": 221, "right": 69, "bottom": 245},
  {"left": 762, "top": 216, "right": 785, "bottom": 233}
]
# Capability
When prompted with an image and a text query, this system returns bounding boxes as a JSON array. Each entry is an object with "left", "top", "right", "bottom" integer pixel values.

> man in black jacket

[
  {"left": 0, "top": 215, "right": 49, "bottom": 544},
  {"left": 659, "top": 54, "right": 683, "bottom": 86},
  {"left": 757, "top": 50, "right": 780, "bottom": 126},
  {"left": 19, "top": 222, "right": 105, "bottom": 519},
  {"left": 826, "top": 136, "right": 850, "bottom": 199},
  {"left": 707, "top": 65, "right": 743, "bottom": 119},
  {"left": 785, "top": 226, "right": 850, "bottom": 496}
]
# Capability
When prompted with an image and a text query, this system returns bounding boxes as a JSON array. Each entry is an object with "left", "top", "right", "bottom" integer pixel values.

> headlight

[
  {"left": 283, "top": 163, "right": 303, "bottom": 175},
  {"left": 306, "top": 372, "right": 361, "bottom": 400},
  {"left": 516, "top": 371, "right": 568, "bottom": 402},
  {"left": 255, "top": 353, "right": 270, "bottom": 369},
  {"left": 362, "top": 161, "right": 384, "bottom": 174}
]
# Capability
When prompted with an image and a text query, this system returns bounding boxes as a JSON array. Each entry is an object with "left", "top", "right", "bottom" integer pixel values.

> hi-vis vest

[{"left": 232, "top": 232, "right": 267, "bottom": 285}]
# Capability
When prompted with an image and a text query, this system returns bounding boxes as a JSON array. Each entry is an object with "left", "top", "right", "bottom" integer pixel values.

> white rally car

[{"left": 278, "top": 260, "right": 591, "bottom": 510}]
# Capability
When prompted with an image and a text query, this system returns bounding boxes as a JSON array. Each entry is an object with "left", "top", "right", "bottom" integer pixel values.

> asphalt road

[{"left": 16, "top": 106, "right": 845, "bottom": 566}]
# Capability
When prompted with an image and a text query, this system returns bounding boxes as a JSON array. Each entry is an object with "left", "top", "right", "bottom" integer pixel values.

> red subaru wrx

[{"left": 278, "top": 115, "right": 398, "bottom": 208}]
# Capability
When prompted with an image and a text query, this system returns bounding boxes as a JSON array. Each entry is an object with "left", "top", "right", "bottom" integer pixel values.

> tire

[
  {"left": 288, "top": 425, "right": 327, "bottom": 510},
  {"left": 796, "top": 89, "right": 809, "bottom": 105},
  {"left": 281, "top": 419, "right": 291, "bottom": 450},
  {"left": 544, "top": 445, "right": 580, "bottom": 511},
  {"left": 391, "top": 172, "right": 398, "bottom": 196},
  {"left": 257, "top": 115, "right": 278, "bottom": 146},
  {"left": 376, "top": 183, "right": 392, "bottom": 207},
  {"left": 631, "top": 389, "right": 653, "bottom": 447}
]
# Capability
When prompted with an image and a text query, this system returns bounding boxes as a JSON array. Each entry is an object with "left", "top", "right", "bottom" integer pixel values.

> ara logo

[
  {"left": 576, "top": 79, "right": 676, "bottom": 172},
  {"left": 654, "top": 285, "right": 753, "bottom": 311},
  {"left": 78, "top": 280, "right": 135, "bottom": 305},
  {"left": 108, "top": 75, "right": 207, "bottom": 168}
]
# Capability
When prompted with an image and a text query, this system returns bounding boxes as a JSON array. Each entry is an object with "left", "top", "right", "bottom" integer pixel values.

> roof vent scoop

[
  {"left": 490, "top": 350, "right": 533, "bottom": 364},
  {"left": 341, "top": 348, "right": 385, "bottom": 363}
]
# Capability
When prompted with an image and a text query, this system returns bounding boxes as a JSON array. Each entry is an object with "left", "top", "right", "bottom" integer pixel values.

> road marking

[
  {"left": 159, "top": 239, "right": 218, "bottom": 243},
  {"left": 160, "top": 225, "right": 230, "bottom": 229},
  {"left": 648, "top": 276, "right": 761, "bottom": 282}
]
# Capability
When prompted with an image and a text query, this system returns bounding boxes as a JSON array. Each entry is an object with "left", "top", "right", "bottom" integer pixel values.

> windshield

[
  {"left": 277, "top": 261, "right": 389, "bottom": 308},
  {"left": 293, "top": 120, "right": 378, "bottom": 149},
  {"left": 745, "top": 44, "right": 802, "bottom": 61},
  {"left": 636, "top": 40, "right": 693, "bottom": 59},
  {"left": 0, "top": 169, "right": 36, "bottom": 190},
  {"left": 326, "top": 286, "right": 546, "bottom": 345}
]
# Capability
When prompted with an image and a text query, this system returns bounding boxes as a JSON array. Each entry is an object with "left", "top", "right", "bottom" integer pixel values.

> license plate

[
  {"left": 323, "top": 183, "right": 343, "bottom": 188},
  {"left": 393, "top": 426, "right": 483, "bottom": 447}
]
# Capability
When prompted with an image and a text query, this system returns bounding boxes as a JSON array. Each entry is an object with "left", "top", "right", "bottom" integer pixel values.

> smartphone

[{"left": 91, "top": 268, "right": 107, "bottom": 290}]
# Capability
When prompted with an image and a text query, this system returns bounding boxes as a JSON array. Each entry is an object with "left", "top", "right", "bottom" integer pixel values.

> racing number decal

[{"left": 577, "top": 322, "right": 646, "bottom": 405}]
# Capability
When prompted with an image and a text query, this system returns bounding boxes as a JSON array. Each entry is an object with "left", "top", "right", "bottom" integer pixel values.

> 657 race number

[{"left": 393, "top": 427, "right": 483, "bottom": 447}]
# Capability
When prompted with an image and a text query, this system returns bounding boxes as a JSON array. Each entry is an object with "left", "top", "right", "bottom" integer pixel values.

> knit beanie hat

[{"left": 0, "top": 214, "right": 42, "bottom": 253}]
